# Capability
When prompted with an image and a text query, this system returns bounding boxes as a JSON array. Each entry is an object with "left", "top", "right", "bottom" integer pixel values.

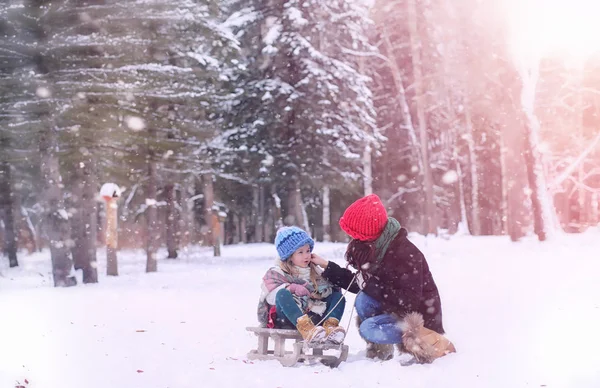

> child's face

[{"left": 289, "top": 244, "right": 311, "bottom": 268}]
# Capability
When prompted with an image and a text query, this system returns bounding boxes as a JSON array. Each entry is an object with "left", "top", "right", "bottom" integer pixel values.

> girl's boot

[
  {"left": 296, "top": 314, "right": 326, "bottom": 343},
  {"left": 322, "top": 317, "right": 346, "bottom": 344}
]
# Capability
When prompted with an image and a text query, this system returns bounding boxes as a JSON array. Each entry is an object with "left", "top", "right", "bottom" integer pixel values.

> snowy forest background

[{"left": 2, "top": 0, "right": 600, "bottom": 286}]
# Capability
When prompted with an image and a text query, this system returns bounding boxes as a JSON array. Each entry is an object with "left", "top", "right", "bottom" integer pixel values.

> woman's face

[{"left": 289, "top": 244, "right": 311, "bottom": 268}]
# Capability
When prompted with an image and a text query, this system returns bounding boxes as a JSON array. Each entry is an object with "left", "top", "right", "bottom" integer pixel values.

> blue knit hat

[{"left": 274, "top": 226, "right": 315, "bottom": 260}]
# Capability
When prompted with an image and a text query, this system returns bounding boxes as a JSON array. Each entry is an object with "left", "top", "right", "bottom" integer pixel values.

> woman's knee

[
  {"left": 355, "top": 291, "right": 380, "bottom": 318},
  {"left": 358, "top": 318, "right": 378, "bottom": 342},
  {"left": 358, "top": 315, "right": 403, "bottom": 344}
]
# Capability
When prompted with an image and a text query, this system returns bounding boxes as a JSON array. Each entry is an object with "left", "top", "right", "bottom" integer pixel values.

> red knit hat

[{"left": 339, "top": 194, "right": 388, "bottom": 242}]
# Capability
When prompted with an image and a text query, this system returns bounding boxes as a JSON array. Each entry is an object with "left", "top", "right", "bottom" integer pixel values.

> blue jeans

[
  {"left": 275, "top": 288, "right": 345, "bottom": 327},
  {"left": 355, "top": 291, "right": 403, "bottom": 344}
]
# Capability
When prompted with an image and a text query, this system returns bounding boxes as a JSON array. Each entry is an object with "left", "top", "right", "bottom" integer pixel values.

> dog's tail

[{"left": 400, "top": 312, "right": 439, "bottom": 364}]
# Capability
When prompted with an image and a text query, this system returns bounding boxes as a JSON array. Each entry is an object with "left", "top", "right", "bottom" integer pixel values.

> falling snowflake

[
  {"left": 36, "top": 87, "right": 51, "bottom": 98},
  {"left": 442, "top": 170, "right": 458, "bottom": 184},
  {"left": 262, "top": 154, "right": 274, "bottom": 166},
  {"left": 125, "top": 116, "right": 145, "bottom": 131}
]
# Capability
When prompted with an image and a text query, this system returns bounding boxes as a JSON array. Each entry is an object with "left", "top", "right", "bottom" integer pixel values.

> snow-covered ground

[{"left": 1, "top": 231, "right": 600, "bottom": 388}]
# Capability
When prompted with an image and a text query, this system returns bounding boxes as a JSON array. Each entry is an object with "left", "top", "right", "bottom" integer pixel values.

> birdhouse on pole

[
  {"left": 100, "top": 183, "right": 121, "bottom": 202},
  {"left": 100, "top": 183, "right": 121, "bottom": 276}
]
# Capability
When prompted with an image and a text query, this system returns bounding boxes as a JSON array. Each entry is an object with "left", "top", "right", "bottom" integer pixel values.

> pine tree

[{"left": 222, "top": 0, "right": 378, "bottom": 228}]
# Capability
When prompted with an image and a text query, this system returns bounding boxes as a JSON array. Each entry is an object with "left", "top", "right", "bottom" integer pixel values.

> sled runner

[{"left": 246, "top": 327, "right": 349, "bottom": 367}]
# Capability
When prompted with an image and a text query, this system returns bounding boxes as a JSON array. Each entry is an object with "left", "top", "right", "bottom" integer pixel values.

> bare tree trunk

[
  {"left": 253, "top": 186, "right": 264, "bottom": 242},
  {"left": 250, "top": 186, "right": 258, "bottom": 242},
  {"left": 577, "top": 167, "right": 585, "bottom": 231},
  {"left": 264, "top": 200, "right": 275, "bottom": 242},
  {"left": 202, "top": 173, "right": 220, "bottom": 256},
  {"left": 286, "top": 180, "right": 304, "bottom": 227},
  {"left": 559, "top": 181, "right": 574, "bottom": 231},
  {"left": 577, "top": 80, "right": 586, "bottom": 231},
  {"left": 407, "top": 0, "right": 436, "bottom": 235},
  {"left": 330, "top": 192, "right": 345, "bottom": 242},
  {"left": 520, "top": 65, "right": 555, "bottom": 240},
  {"left": 301, "top": 201, "right": 310, "bottom": 234},
  {"left": 179, "top": 174, "right": 195, "bottom": 247},
  {"left": 40, "top": 126, "right": 76, "bottom": 287},
  {"left": 31, "top": 1, "right": 75, "bottom": 286},
  {"left": 231, "top": 213, "right": 239, "bottom": 244},
  {"left": 362, "top": 145, "right": 373, "bottom": 196},
  {"left": 146, "top": 155, "right": 158, "bottom": 273},
  {"left": 591, "top": 192, "right": 599, "bottom": 226},
  {"left": 380, "top": 27, "right": 421, "bottom": 165},
  {"left": 523, "top": 134, "right": 546, "bottom": 241},
  {"left": 71, "top": 158, "right": 98, "bottom": 283},
  {"left": 240, "top": 215, "right": 247, "bottom": 243},
  {"left": 165, "top": 183, "right": 178, "bottom": 259},
  {"left": 212, "top": 211, "right": 221, "bottom": 257},
  {"left": 443, "top": 79, "right": 468, "bottom": 234},
  {"left": 202, "top": 173, "right": 214, "bottom": 246},
  {"left": 16, "top": 192, "right": 37, "bottom": 253},
  {"left": 463, "top": 104, "right": 481, "bottom": 235},
  {"left": 454, "top": 148, "right": 469, "bottom": 234},
  {"left": 502, "top": 116, "right": 528, "bottom": 241},
  {"left": 500, "top": 137, "right": 508, "bottom": 235},
  {"left": 0, "top": 159, "right": 18, "bottom": 267},
  {"left": 71, "top": 173, "right": 84, "bottom": 271},
  {"left": 356, "top": 52, "right": 374, "bottom": 198},
  {"left": 105, "top": 198, "right": 118, "bottom": 276},
  {"left": 272, "top": 188, "right": 283, "bottom": 230},
  {"left": 322, "top": 186, "right": 331, "bottom": 242},
  {"left": 259, "top": 184, "right": 265, "bottom": 241},
  {"left": 505, "top": 171, "right": 528, "bottom": 240}
]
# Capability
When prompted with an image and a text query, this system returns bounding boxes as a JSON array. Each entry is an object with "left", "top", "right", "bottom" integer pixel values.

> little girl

[{"left": 257, "top": 226, "right": 346, "bottom": 344}]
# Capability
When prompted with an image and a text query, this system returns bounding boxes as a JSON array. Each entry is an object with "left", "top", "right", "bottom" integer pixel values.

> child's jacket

[{"left": 257, "top": 265, "right": 333, "bottom": 327}]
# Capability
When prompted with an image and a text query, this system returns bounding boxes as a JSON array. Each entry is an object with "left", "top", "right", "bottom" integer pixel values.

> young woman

[{"left": 311, "top": 194, "right": 456, "bottom": 363}]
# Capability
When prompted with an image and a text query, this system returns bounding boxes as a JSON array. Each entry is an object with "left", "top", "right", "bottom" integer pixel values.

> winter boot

[
  {"left": 296, "top": 314, "right": 327, "bottom": 344},
  {"left": 322, "top": 317, "right": 346, "bottom": 344},
  {"left": 356, "top": 316, "right": 394, "bottom": 360},
  {"left": 399, "top": 312, "right": 456, "bottom": 364}
]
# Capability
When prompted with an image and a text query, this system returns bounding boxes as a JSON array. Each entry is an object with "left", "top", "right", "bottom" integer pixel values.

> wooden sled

[{"left": 246, "top": 327, "right": 349, "bottom": 367}]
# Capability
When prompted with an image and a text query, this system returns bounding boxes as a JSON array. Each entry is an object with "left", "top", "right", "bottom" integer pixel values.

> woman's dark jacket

[{"left": 321, "top": 228, "right": 445, "bottom": 334}]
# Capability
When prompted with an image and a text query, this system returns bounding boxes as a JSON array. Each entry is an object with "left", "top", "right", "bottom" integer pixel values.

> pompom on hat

[
  {"left": 274, "top": 226, "right": 315, "bottom": 260},
  {"left": 339, "top": 194, "right": 388, "bottom": 242}
]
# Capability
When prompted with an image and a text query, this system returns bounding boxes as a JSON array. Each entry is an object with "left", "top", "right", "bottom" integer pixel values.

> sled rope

[{"left": 315, "top": 272, "right": 358, "bottom": 334}]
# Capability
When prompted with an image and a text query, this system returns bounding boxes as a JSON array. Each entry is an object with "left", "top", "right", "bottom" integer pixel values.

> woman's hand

[{"left": 310, "top": 253, "right": 329, "bottom": 268}]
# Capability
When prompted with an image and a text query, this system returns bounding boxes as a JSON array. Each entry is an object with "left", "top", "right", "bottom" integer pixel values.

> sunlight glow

[{"left": 506, "top": 0, "right": 600, "bottom": 65}]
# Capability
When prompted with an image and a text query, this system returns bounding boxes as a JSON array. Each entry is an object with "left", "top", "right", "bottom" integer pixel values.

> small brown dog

[
  {"left": 357, "top": 313, "right": 456, "bottom": 364},
  {"left": 399, "top": 312, "right": 456, "bottom": 363}
]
